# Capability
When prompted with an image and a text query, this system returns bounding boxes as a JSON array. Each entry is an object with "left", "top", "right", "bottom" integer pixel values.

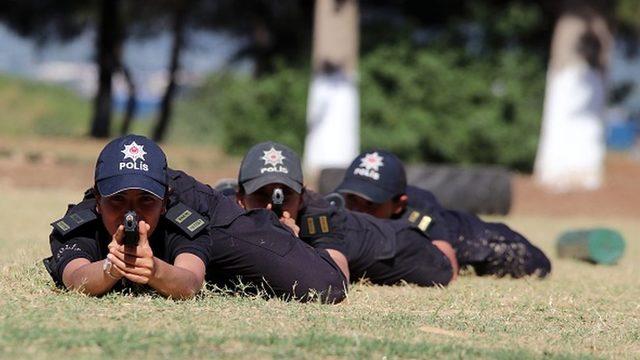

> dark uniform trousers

[{"left": 405, "top": 185, "right": 551, "bottom": 278}]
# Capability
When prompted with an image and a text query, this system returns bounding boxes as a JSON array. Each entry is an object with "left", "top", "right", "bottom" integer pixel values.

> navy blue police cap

[
  {"left": 238, "top": 141, "right": 303, "bottom": 194},
  {"left": 335, "top": 150, "right": 407, "bottom": 203},
  {"left": 95, "top": 134, "right": 168, "bottom": 199}
]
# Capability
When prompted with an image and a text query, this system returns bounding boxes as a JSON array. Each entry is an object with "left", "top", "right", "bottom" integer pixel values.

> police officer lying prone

[
  {"left": 45, "top": 135, "right": 347, "bottom": 303},
  {"left": 335, "top": 150, "right": 551, "bottom": 278},
  {"left": 234, "top": 141, "right": 458, "bottom": 287},
  {"left": 46, "top": 136, "right": 209, "bottom": 299}
]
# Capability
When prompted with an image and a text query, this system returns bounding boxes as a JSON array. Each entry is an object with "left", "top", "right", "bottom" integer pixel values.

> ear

[
  {"left": 392, "top": 194, "right": 408, "bottom": 216},
  {"left": 297, "top": 187, "right": 306, "bottom": 211},
  {"left": 236, "top": 192, "right": 246, "bottom": 209},
  {"left": 95, "top": 194, "right": 102, "bottom": 214}
]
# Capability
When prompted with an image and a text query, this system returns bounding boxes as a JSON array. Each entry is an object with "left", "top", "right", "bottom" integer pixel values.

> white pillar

[
  {"left": 535, "top": 63, "right": 606, "bottom": 191},
  {"left": 304, "top": 72, "right": 359, "bottom": 172},
  {"left": 303, "top": 0, "right": 360, "bottom": 175},
  {"left": 534, "top": 11, "right": 612, "bottom": 192}
]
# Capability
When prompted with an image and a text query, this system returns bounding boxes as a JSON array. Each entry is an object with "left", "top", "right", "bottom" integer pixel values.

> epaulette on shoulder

[
  {"left": 402, "top": 208, "right": 433, "bottom": 233},
  {"left": 299, "top": 213, "right": 333, "bottom": 238},
  {"left": 165, "top": 202, "right": 209, "bottom": 238},
  {"left": 51, "top": 209, "right": 97, "bottom": 237}
]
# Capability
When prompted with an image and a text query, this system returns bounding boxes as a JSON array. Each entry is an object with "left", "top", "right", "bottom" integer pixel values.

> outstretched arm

[
  {"left": 62, "top": 258, "right": 122, "bottom": 296},
  {"left": 106, "top": 222, "right": 206, "bottom": 299},
  {"left": 432, "top": 240, "right": 459, "bottom": 281},
  {"left": 61, "top": 224, "right": 126, "bottom": 295},
  {"left": 325, "top": 249, "right": 350, "bottom": 282}
]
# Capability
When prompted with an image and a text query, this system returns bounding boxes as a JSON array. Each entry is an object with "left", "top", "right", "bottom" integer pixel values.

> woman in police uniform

[{"left": 47, "top": 135, "right": 211, "bottom": 298}]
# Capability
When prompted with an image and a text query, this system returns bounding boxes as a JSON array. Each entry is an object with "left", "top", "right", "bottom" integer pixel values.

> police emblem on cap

[
  {"left": 354, "top": 151, "right": 384, "bottom": 180},
  {"left": 261, "top": 147, "right": 285, "bottom": 166},
  {"left": 260, "top": 147, "right": 288, "bottom": 174},
  {"left": 121, "top": 141, "right": 147, "bottom": 162},
  {"left": 120, "top": 141, "right": 149, "bottom": 172}
]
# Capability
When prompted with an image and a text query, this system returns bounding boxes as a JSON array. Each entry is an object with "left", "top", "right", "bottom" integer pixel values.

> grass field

[
  {"left": 1, "top": 184, "right": 638, "bottom": 359},
  {"left": 0, "top": 74, "right": 180, "bottom": 142},
  {"left": 0, "top": 73, "right": 221, "bottom": 146}
]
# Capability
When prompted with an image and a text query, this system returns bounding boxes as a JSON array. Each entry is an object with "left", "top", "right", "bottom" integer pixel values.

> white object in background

[
  {"left": 303, "top": 71, "right": 359, "bottom": 174},
  {"left": 535, "top": 63, "right": 606, "bottom": 192}
]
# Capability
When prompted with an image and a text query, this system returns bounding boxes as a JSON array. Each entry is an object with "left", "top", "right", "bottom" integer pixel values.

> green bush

[
  {"left": 177, "top": 44, "right": 545, "bottom": 171},
  {"left": 173, "top": 68, "right": 309, "bottom": 155},
  {"left": 359, "top": 44, "right": 545, "bottom": 171}
]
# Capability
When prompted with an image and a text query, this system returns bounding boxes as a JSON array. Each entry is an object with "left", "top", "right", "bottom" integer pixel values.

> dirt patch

[
  {"left": 1, "top": 136, "right": 639, "bottom": 218},
  {"left": 512, "top": 153, "right": 640, "bottom": 218}
]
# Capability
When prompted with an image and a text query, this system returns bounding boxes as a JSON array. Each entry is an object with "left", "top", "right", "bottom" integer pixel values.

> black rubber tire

[
  {"left": 406, "top": 164, "right": 512, "bottom": 215},
  {"left": 317, "top": 165, "right": 511, "bottom": 215},
  {"left": 317, "top": 168, "right": 348, "bottom": 195}
]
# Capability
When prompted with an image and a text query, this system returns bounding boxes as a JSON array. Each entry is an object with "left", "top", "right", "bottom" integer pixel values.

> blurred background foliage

[
  {"left": 0, "top": 0, "right": 638, "bottom": 171},
  {"left": 172, "top": 1, "right": 550, "bottom": 171}
]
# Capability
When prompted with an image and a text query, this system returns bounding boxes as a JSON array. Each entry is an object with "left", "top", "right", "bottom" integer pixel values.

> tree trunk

[
  {"left": 119, "top": 64, "right": 137, "bottom": 135},
  {"left": 534, "top": 1, "right": 613, "bottom": 192},
  {"left": 252, "top": 18, "right": 272, "bottom": 77},
  {"left": 152, "top": 4, "right": 187, "bottom": 143},
  {"left": 90, "top": 0, "right": 119, "bottom": 138},
  {"left": 303, "top": 0, "right": 360, "bottom": 178},
  {"left": 113, "top": 18, "right": 137, "bottom": 136}
]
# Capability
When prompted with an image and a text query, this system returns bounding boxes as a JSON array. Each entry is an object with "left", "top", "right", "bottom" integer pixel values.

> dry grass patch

[{"left": 1, "top": 185, "right": 638, "bottom": 359}]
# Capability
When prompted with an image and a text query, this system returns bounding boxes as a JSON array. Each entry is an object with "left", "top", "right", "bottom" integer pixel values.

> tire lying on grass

[
  {"left": 317, "top": 168, "right": 349, "bottom": 195},
  {"left": 406, "top": 164, "right": 512, "bottom": 215},
  {"left": 317, "top": 165, "right": 512, "bottom": 215}
]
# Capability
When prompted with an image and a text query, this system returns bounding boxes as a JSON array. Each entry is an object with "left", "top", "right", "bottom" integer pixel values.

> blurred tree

[
  {"left": 0, "top": 0, "right": 93, "bottom": 42},
  {"left": 91, "top": 0, "right": 119, "bottom": 138},
  {"left": 304, "top": 0, "right": 360, "bottom": 175},
  {"left": 1, "top": 0, "right": 638, "bottom": 153},
  {"left": 535, "top": 0, "right": 639, "bottom": 191},
  {"left": 180, "top": 0, "right": 640, "bottom": 171},
  {"left": 201, "top": 0, "right": 314, "bottom": 77},
  {"left": 0, "top": 0, "right": 136, "bottom": 138},
  {"left": 152, "top": 0, "right": 191, "bottom": 142}
]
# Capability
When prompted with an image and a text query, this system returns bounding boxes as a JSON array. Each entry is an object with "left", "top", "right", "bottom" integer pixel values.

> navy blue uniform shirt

[
  {"left": 166, "top": 169, "right": 347, "bottom": 302},
  {"left": 298, "top": 191, "right": 452, "bottom": 287},
  {"left": 48, "top": 198, "right": 212, "bottom": 292},
  {"left": 45, "top": 169, "right": 347, "bottom": 303}
]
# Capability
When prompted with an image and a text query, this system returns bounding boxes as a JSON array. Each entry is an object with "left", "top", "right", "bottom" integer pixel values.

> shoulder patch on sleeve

[
  {"left": 51, "top": 209, "right": 97, "bottom": 236},
  {"left": 165, "top": 202, "right": 209, "bottom": 238},
  {"left": 402, "top": 207, "right": 433, "bottom": 233},
  {"left": 300, "top": 213, "right": 332, "bottom": 238}
]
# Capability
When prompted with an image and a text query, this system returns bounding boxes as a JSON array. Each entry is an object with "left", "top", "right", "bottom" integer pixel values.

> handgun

[
  {"left": 123, "top": 211, "right": 139, "bottom": 246},
  {"left": 272, "top": 188, "right": 284, "bottom": 218}
]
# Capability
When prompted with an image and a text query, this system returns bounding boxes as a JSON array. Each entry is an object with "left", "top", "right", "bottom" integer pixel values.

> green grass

[
  {"left": 0, "top": 74, "right": 90, "bottom": 137},
  {"left": 0, "top": 74, "right": 189, "bottom": 142},
  {"left": 1, "top": 186, "right": 639, "bottom": 359}
]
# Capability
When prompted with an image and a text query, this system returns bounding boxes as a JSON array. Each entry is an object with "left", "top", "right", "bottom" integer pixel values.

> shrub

[{"left": 178, "top": 44, "right": 545, "bottom": 171}]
